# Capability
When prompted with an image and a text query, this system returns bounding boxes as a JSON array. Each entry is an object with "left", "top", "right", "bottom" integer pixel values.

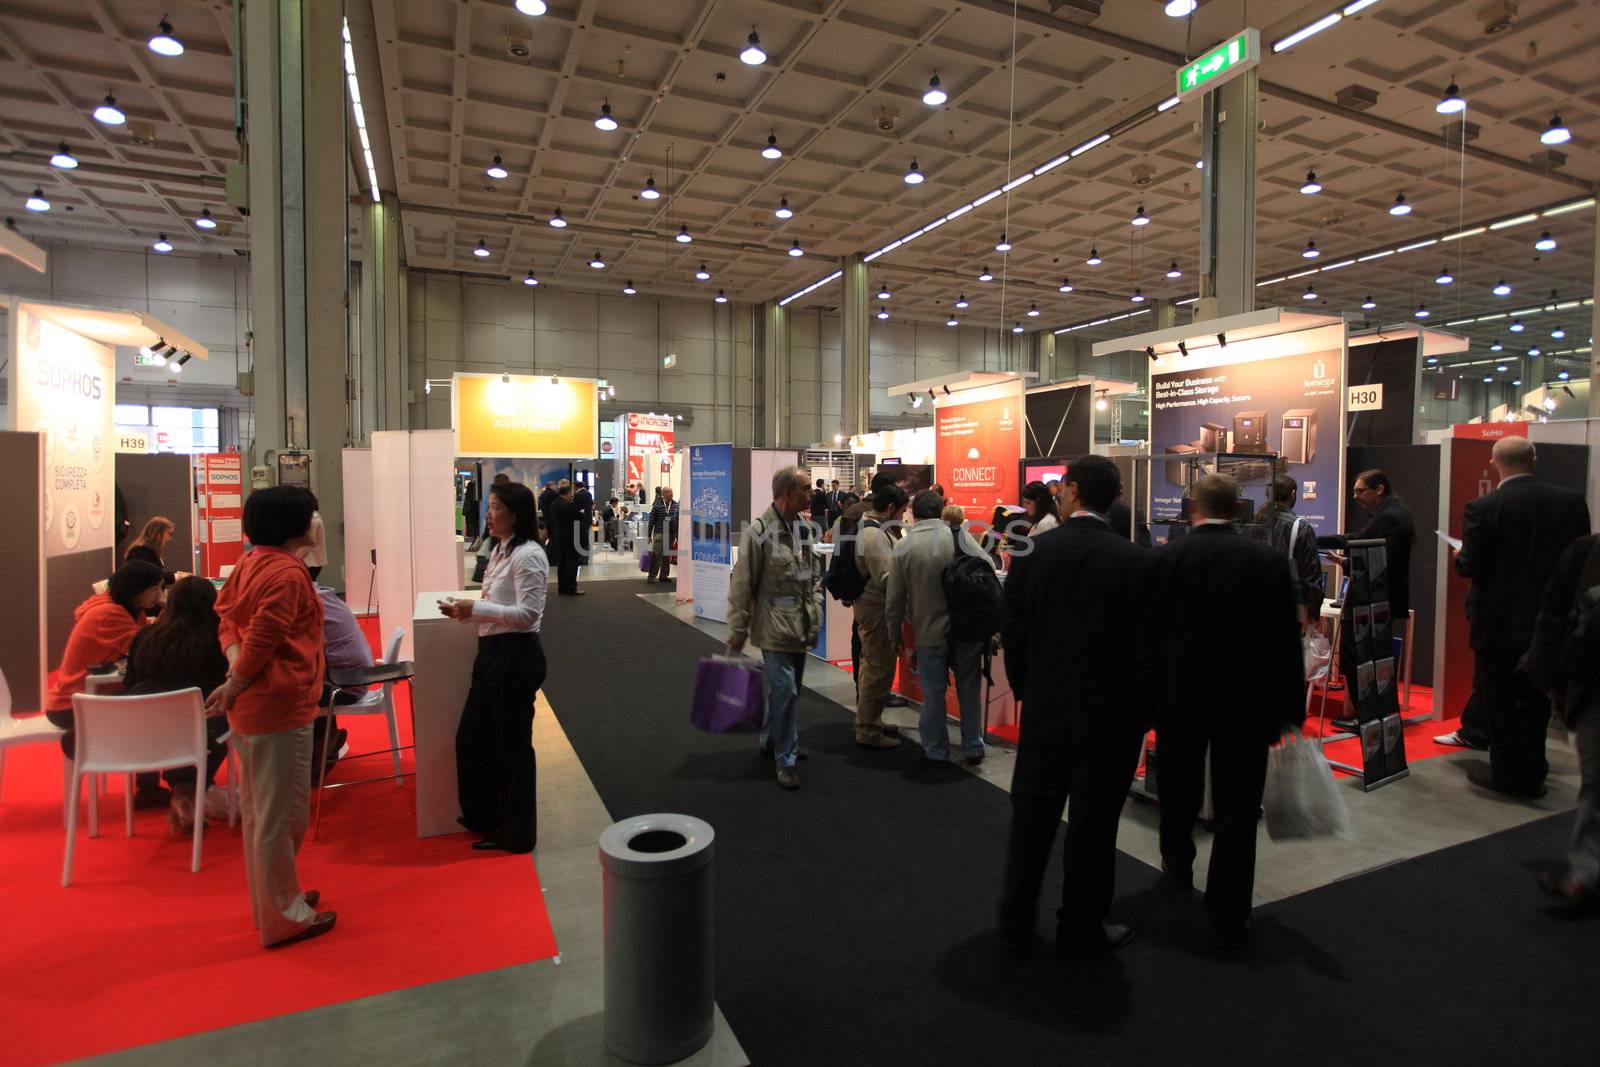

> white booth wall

[{"left": 372, "top": 430, "right": 458, "bottom": 661}]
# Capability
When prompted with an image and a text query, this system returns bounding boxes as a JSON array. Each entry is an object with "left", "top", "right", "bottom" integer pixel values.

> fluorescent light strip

[
  {"left": 1175, "top": 296, "right": 1199, "bottom": 305},
  {"left": 1287, "top": 268, "right": 1318, "bottom": 279},
  {"left": 342, "top": 19, "right": 381, "bottom": 203},
  {"left": 1320, "top": 259, "right": 1355, "bottom": 270},
  {"left": 922, "top": 217, "right": 946, "bottom": 234},
  {"left": 971, "top": 189, "right": 1002, "bottom": 209},
  {"left": 1436, "top": 296, "right": 1593, "bottom": 327},
  {"left": 1488, "top": 213, "right": 1539, "bottom": 230},
  {"left": 1256, "top": 276, "right": 1288, "bottom": 286},
  {"left": 1001, "top": 173, "right": 1033, "bottom": 193},
  {"left": 778, "top": 269, "right": 843, "bottom": 307},
  {"left": 1071, "top": 133, "right": 1110, "bottom": 157},
  {"left": 1357, "top": 250, "right": 1394, "bottom": 262},
  {"left": 1543, "top": 198, "right": 1595, "bottom": 217},
  {"left": 1441, "top": 226, "right": 1485, "bottom": 242},
  {"left": 1157, "top": 96, "right": 1181, "bottom": 112},
  {"left": 944, "top": 204, "right": 973, "bottom": 222},
  {"left": 1272, "top": 11, "right": 1342, "bottom": 53},
  {"left": 1342, "top": 0, "right": 1380, "bottom": 13},
  {"left": 1032, "top": 154, "right": 1070, "bottom": 177},
  {"left": 1396, "top": 239, "right": 1437, "bottom": 252}
]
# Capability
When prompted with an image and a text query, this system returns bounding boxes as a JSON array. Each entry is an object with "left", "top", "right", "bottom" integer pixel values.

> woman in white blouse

[
  {"left": 1021, "top": 480, "right": 1061, "bottom": 537},
  {"left": 439, "top": 481, "right": 549, "bottom": 853}
]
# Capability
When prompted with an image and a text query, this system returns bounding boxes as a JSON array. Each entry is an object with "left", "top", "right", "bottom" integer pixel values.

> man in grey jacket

[
  {"left": 887, "top": 490, "right": 994, "bottom": 768},
  {"left": 853, "top": 485, "right": 908, "bottom": 748},
  {"left": 726, "top": 465, "right": 823, "bottom": 791}
]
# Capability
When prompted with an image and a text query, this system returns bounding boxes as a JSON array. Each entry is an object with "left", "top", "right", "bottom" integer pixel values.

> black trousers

[
  {"left": 555, "top": 544, "right": 579, "bottom": 593},
  {"left": 1157, "top": 726, "right": 1268, "bottom": 934},
  {"left": 999, "top": 721, "right": 1143, "bottom": 939},
  {"left": 455, "top": 631, "right": 546, "bottom": 853},
  {"left": 1478, "top": 648, "right": 1552, "bottom": 792}
]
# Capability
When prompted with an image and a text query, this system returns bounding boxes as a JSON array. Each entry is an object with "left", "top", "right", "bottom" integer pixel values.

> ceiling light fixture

[
  {"left": 877, "top": 286, "right": 891, "bottom": 300},
  {"left": 515, "top": 0, "right": 548, "bottom": 15},
  {"left": 1493, "top": 279, "right": 1512, "bottom": 296},
  {"left": 954, "top": 294, "right": 969, "bottom": 308},
  {"left": 1414, "top": 302, "right": 1430, "bottom": 319},
  {"left": 50, "top": 143, "right": 78, "bottom": 169},
  {"left": 904, "top": 159, "right": 925, "bottom": 185},
  {"left": 977, "top": 267, "right": 994, "bottom": 282},
  {"left": 923, "top": 74, "right": 947, "bottom": 107},
  {"left": 696, "top": 264, "right": 711, "bottom": 281},
  {"left": 93, "top": 93, "right": 126, "bottom": 125},
  {"left": 1300, "top": 169, "right": 1321, "bottom": 195},
  {"left": 147, "top": 18, "right": 184, "bottom": 57},
  {"left": 1490, "top": 340, "right": 1503, "bottom": 351},
  {"left": 1012, "top": 322, "right": 1024, "bottom": 334},
  {"left": 486, "top": 154, "right": 508, "bottom": 180},
  {"left": 1482, "top": 375, "right": 1494, "bottom": 384},
  {"left": 1166, "top": 260, "right": 1182, "bottom": 279},
  {"left": 1059, "top": 278, "right": 1074, "bottom": 293},
  {"left": 1130, "top": 288, "right": 1146, "bottom": 303},
  {"left": 152, "top": 234, "right": 173, "bottom": 253},
  {"left": 640, "top": 177, "right": 660, "bottom": 200},
  {"left": 1027, "top": 303, "right": 1040, "bottom": 317},
  {"left": 1528, "top": 346, "right": 1543, "bottom": 356},
  {"left": 622, "top": 281, "right": 637, "bottom": 295},
  {"left": 762, "top": 133, "right": 782, "bottom": 160},
  {"left": 788, "top": 239, "right": 804, "bottom": 257},
  {"left": 946, "top": 317, "right": 959, "bottom": 327},
  {"left": 1086, "top": 247, "right": 1102, "bottom": 266},
  {"left": 740, "top": 30, "right": 766, "bottom": 65},
  {"left": 594, "top": 101, "right": 618, "bottom": 132},
  {"left": 1534, "top": 230, "right": 1557, "bottom": 251},
  {"left": 675, "top": 224, "right": 693, "bottom": 244},
  {"left": 194, "top": 207, "right": 217, "bottom": 230},
  {"left": 1165, "top": 0, "right": 1198, "bottom": 16},
  {"left": 523, "top": 270, "right": 539, "bottom": 286},
  {"left": 1559, "top": 371, "right": 1571, "bottom": 381},
  {"left": 473, "top": 239, "right": 491, "bottom": 258},
  {"left": 1303, "top": 283, "right": 1318, "bottom": 301},
  {"left": 1510, "top": 319, "right": 1525, "bottom": 332},
  {"left": 715, "top": 290, "right": 729, "bottom": 304},
  {"left": 548, "top": 207, "right": 567, "bottom": 228},
  {"left": 1302, "top": 239, "right": 1320, "bottom": 259},
  {"left": 774, "top": 196, "right": 793, "bottom": 219},
  {"left": 876, "top": 306, "right": 889, "bottom": 320},
  {"left": 588, "top": 251, "right": 606, "bottom": 268},
  {"left": 1436, "top": 82, "right": 1466, "bottom": 115},
  {"left": 24, "top": 188, "right": 49, "bottom": 212},
  {"left": 1436, "top": 266, "right": 1453, "bottom": 285},
  {"left": 1361, "top": 295, "right": 1376, "bottom": 310},
  {"left": 1131, "top": 204, "right": 1150, "bottom": 227},
  {"left": 1496, "top": 364, "right": 1509, "bottom": 373},
  {"left": 995, "top": 232, "right": 1011, "bottom": 252},
  {"left": 1552, "top": 328, "right": 1567, "bottom": 339},
  {"left": 1541, "top": 115, "right": 1572, "bottom": 146},
  {"left": 1389, "top": 192, "right": 1411, "bottom": 216}
]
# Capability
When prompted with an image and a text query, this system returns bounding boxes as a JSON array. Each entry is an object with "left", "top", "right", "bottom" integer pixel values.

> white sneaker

[{"left": 1434, "top": 731, "right": 1469, "bottom": 748}]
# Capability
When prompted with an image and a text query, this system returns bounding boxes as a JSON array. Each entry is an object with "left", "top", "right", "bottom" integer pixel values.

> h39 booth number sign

[{"left": 1347, "top": 383, "right": 1384, "bottom": 412}]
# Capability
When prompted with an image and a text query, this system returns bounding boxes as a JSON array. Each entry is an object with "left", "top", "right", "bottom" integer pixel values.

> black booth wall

[
  {"left": 0, "top": 433, "right": 45, "bottom": 711},
  {"left": 117, "top": 453, "right": 197, "bottom": 576},
  {"left": 1024, "top": 385, "right": 1092, "bottom": 460},
  {"left": 1346, "top": 444, "right": 1439, "bottom": 686},
  {"left": 1346, "top": 339, "right": 1419, "bottom": 447}
]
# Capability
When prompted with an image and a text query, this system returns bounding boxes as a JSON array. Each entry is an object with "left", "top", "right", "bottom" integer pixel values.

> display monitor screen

[{"left": 1023, "top": 462, "right": 1066, "bottom": 485}]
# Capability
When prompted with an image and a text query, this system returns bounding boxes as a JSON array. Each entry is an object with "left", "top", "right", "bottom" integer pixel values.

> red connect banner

[{"left": 935, "top": 387, "right": 1023, "bottom": 514}]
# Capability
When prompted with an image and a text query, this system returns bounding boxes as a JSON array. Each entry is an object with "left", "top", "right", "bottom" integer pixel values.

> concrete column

[
  {"left": 759, "top": 302, "right": 789, "bottom": 447},
  {"left": 246, "top": 0, "right": 349, "bottom": 586},
  {"left": 1152, "top": 298, "right": 1178, "bottom": 331},
  {"left": 840, "top": 254, "right": 870, "bottom": 437},
  {"left": 1196, "top": 70, "right": 1258, "bottom": 319},
  {"left": 360, "top": 194, "right": 404, "bottom": 435}
]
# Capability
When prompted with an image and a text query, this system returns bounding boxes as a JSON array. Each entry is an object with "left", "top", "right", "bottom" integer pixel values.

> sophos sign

[{"left": 34, "top": 357, "right": 104, "bottom": 400}]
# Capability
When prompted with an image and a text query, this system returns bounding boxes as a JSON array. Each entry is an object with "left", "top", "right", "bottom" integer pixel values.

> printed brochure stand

[{"left": 1317, "top": 537, "right": 1408, "bottom": 790}]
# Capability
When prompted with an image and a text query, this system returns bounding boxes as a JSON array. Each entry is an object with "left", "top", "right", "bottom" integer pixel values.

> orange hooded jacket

[
  {"left": 215, "top": 546, "right": 325, "bottom": 736},
  {"left": 47, "top": 592, "right": 144, "bottom": 712}
]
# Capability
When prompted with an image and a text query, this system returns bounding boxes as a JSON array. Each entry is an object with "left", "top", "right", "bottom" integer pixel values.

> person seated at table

[
  {"left": 125, "top": 516, "right": 179, "bottom": 584},
  {"left": 45, "top": 560, "right": 167, "bottom": 804},
  {"left": 123, "top": 576, "right": 232, "bottom": 831},
  {"left": 294, "top": 510, "right": 375, "bottom": 783}
]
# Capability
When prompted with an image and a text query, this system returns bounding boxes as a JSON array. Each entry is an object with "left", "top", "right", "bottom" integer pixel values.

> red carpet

[{"left": 1, "top": 619, "right": 558, "bottom": 1067}]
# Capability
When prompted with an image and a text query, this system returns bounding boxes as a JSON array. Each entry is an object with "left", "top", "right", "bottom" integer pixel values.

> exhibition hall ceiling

[{"left": 0, "top": 0, "right": 1594, "bottom": 374}]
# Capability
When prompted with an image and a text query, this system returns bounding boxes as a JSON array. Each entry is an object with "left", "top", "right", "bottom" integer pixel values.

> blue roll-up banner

[{"left": 690, "top": 443, "right": 734, "bottom": 621}]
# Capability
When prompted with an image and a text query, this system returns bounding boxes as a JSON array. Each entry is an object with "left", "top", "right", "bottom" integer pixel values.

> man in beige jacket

[{"left": 853, "top": 484, "right": 908, "bottom": 747}]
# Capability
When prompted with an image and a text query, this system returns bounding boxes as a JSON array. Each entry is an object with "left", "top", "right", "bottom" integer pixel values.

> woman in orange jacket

[{"left": 205, "top": 486, "right": 335, "bottom": 949}]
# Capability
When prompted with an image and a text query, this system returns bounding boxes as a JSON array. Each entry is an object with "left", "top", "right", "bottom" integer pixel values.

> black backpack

[
  {"left": 824, "top": 518, "right": 877, "bottom": 604},
  {"left": 942, "top": 524, "right": 1004, "bottom": 643}
]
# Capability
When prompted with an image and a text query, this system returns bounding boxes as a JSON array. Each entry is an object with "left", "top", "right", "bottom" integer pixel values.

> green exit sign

[{"left": 1175, "top": 28, "right": 1260, "bottom": 101}]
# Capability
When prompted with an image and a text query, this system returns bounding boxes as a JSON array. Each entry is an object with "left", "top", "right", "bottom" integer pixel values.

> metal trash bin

[{"left": 598, "top": 813, "right": 716, "bottom": 1064}]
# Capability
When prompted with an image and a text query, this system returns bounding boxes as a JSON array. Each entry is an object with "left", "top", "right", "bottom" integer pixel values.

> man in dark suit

[
  {"left": 548, "top": 483, "right": 584, "bottom": 596},
  {"left": 1456, "top": 436, "right": 1590, "bottom": 796},
  {"left": 998, "top": 455, "right": 1155, "bottom": 953},
  {"left": 809, "top": 479, "right": 829, "bottom": 531},
  {"left": 1149, "top": 474, "right": 1305, "bottom": 946},
  {"left": 572, "top": 481, "right": 594, "bottom": 574}
]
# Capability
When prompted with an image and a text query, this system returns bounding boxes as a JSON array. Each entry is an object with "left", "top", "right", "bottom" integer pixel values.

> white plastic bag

[
  {"left": 1302, "top": 630, "right": 1332, "bottom": 683},
  {"left": 1264, "top": 729, "right": 1351, "bottom": 841}
]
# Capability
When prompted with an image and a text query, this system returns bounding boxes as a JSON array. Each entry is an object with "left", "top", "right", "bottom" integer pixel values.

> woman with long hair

[
  {"left": 440, "top": 481, "right": 549, "bottom": 854},
  {"left": 1021, "top": 480, "right": 1060, "bottom": 536},
  {"left": 124, "top": 576, "right": 232, "bottom": 830},
  {"left": 126, "top": 516, "right": 178, "bottom": 583}
]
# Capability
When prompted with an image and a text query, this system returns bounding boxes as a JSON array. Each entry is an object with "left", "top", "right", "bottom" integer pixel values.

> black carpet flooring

[{"left": 539, "top": 580, "right": 1600, "bottom": 1065}]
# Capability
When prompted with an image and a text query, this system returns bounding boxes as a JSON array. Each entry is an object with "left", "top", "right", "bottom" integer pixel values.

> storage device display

[{"left": 1280, "top": 408, "right": 1317, "bottom": 464}]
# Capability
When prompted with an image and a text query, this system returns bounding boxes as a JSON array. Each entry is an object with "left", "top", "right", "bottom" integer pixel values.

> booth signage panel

[
  {"left": 11, "top": 305, "right": 115, "bottom": 558},
  {"left": 935, "top": 388, "right": 1024, "bottom": 513},
  {"left": 1150, "top": 347, "right": 1343, "bottom": 533},
  {"left": 626, "top": 412, "right": 676, "bottom": 485},
  {"left": 451, "top": 373, "right": 599, "bottom": 459},
  {"left": 197, "top": 452, "right": 245, "bottom": 577},
  {"left": 689, "top": 444, "right": 734, "bottom": 622},
  {"left": 1347, "top": 382, "right": 1384, "bottom": 412},
  {"left": 115, "top": 429, "right": 151, "bottom": 453},
  {"left": 1452, "top": 422, "right": 1529, "bottom": 440}
]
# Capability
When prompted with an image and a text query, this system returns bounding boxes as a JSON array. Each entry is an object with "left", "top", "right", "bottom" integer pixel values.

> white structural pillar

[
  {"left": 360, "top": 194, "right": 405, "bottom": 437},
  {"left": 246, "top": 0, "right": 349, "bottom": 586},
  {"left": 759, "top": 302, "right": 790, "bottom": 447},
  {"left": 841, "top": 254, "right": 870, "bottom": 437},
  {"left": 1197, "top": 70, "right": 1258, "bottom": 319}
]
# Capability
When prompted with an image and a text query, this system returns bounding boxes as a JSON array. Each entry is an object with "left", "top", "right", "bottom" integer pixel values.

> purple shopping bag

[
  {"left": 690, "top": 655, "right": 765, "bottom": 733},
  {"left": 639, "top": 550, "right": 653, "bottom": 573}
]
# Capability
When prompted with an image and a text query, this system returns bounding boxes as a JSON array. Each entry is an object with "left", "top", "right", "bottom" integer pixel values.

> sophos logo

[{"left": 35, "top": 358, "right": 104, "bottom": 400}]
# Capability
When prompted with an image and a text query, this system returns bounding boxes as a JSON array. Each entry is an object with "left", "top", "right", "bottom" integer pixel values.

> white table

[{"left": 411, "top": 590, "right": 482, "bottom": 838}]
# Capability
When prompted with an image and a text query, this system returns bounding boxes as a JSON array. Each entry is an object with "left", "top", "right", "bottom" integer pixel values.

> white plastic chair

[
  {"left": 62, "top": 688, "right": 209, "bottom": 886},
  {"left": 313, "top": 628, "right": 414, "bottom": 838},
  {"left": 0, "top": 668, "right": 68, "bottom": 804}
]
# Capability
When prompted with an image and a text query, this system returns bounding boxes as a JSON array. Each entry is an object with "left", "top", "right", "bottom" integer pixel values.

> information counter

[{"left": 410, "top": 589, "right": 480, "bottom": 838}]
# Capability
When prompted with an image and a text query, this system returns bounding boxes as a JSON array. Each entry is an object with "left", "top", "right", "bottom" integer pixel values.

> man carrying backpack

[
  {"left": 1525, "top": 533, "right": 1600, "bottom": 912},
  {"left": 887, "top": 490, "right": 996, "bottom": 768},
  {"left": 852, "top": 485, "right": 908, "bottom": 748}
]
